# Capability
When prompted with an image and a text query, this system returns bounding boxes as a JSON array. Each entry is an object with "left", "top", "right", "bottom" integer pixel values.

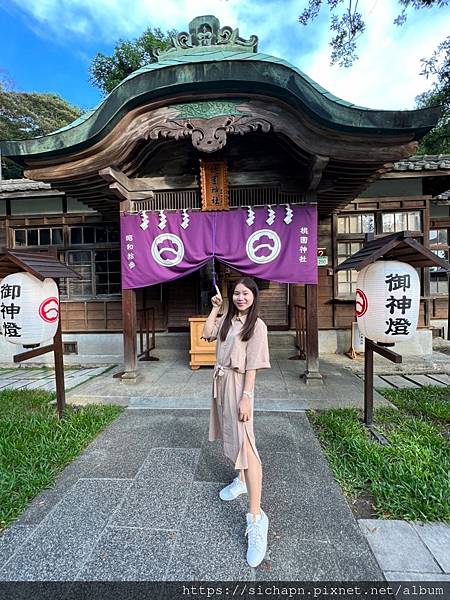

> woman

[{"left": 202, "top": 277, "right": 271, "bottom": 568}]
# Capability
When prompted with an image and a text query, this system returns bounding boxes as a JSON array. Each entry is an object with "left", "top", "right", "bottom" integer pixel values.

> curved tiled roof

[{"left": 0, "top": 46, "right": 441, "bottom": 161}]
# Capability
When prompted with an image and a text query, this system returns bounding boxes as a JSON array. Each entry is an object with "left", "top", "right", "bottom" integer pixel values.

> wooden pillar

[
  {"left": 119, "top": 197, "right": 138, "bottom": 379},
  {"left": 53, "top": 280, "right": 66, "bottom": 418},
  {"left": 303, "top": 283, "right": 323, "bottom": 383},
  {"left": 122, "top": 288, "right": 137, "bottom": 378}
]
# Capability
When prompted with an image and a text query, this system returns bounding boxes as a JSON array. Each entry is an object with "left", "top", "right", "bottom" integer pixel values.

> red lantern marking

[
  {"left": 355, "top": 288, "right": 368, "bottom": 317},
  {"left": 39, "top": 297, "right": 59, "bottom": 323}
]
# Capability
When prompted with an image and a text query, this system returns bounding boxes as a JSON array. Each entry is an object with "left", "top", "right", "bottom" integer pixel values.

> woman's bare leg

[{"left": 243, "top": 435, "right": 262, "bottom": 516}]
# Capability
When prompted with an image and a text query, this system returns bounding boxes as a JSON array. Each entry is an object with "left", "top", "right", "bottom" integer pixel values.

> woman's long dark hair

[{"left": 219, "top": 277, "right": 260, "bottom": 342}]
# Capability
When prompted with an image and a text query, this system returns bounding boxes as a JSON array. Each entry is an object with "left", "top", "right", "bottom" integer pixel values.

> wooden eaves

[
  {"left": 0, "top": 249, "right": 81, "bottom": 280},
  {"left": 334, "top": 231, "right": 450, "bottom": 272}
]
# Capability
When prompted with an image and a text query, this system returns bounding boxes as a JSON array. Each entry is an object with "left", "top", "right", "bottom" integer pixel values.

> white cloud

[
  {"left": 6, "top": 0, "right": 450, "bottom": 109},
  {"left": 294, "top": 0, "right": 450, "bottom": 109}
]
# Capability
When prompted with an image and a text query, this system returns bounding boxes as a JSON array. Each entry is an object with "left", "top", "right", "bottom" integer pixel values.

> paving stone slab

[
  {"left": 1, "top": 380, "right": 28, "bottom": 390},
  {"left": 24, "top": 380, "right": 55, "bottom": 391},
  {"left": 411, "top": 522, "right": 450, "bottom": 573},
  {"left": 257, "top": 537, "right": 342, "bottom": 581},
  {"left": 373, "top": 375, "right": 395, "bottom": 389},
  {"left": 136, "top": 448, "right": 200, "bottom": 480},
  {"left": 0, "top": 526, "right": 35, "bottom": 565},
  {"left": 262, "top": 479, "right": 331, "bottom": 544},
  {"left": 0, "top": 479, "right": 131, "bottom": 581},
  {"left": 425, "top": 373, "right": 450, "bottom": 386},
  {"left": 384, "top": 572, "right": 450, "bottom": 582},
  {"left": 405, "top": 374, "right": 448, "bottom": 388},
  {"left": 165, "top": 482, "right": 254, "bottom": 580},
  {"left": 111, "top": 475, "right": 195, "bottom": 530},
  {"left": 252, "top": 414, "right": 299, "bottom": 453},
  {"left": 165, "top": 519, "right": 254, "bottom": 580},
  {"left": 0, "top": 380, "right": 17, "bottom": 390},
  {"left": 75, "top": 527, "right": 176, "bottom": 581},
  {"left": 194, "top": 438, "right": 239, "bottom": 483},
  {"left": 359, "top": 520, "right": 442, "bottom": 573},
  {"left": 328, "top": 536, "right": 385, "bottom": 581},
  {"left": 380, "top": 376, "right": 420, "bottom": 389}
]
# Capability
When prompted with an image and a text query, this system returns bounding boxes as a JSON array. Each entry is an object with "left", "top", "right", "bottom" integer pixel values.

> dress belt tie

[{"left": 213, "top": 364, "right": 232, "bottom": 405}]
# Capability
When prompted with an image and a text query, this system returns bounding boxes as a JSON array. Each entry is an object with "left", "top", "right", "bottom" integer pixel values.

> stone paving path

[
  {"left": 359, "top": 520, "right": 450, "bottom": 582},
  {"left": 357, "top": 372, "right": 450, "bottom": 390},
  {"left": 0, "top": 366, "right": 112, "bottom": 392},
  {"left": 0, "top": 409, "right": 384, "bottom": 582}
]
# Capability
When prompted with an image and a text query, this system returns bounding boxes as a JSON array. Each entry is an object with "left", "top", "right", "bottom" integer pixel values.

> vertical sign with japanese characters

[
  {"left": 356, "top": 261, "right": 420, "bottom": 344},
  {"left": 199, "top": 160, "right": 229, "bottom": 211}
]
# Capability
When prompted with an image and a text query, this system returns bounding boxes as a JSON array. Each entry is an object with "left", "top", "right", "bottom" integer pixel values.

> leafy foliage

[
  {"left": 89, "top": 27, "right": 176, "bottom": 95},
  {"left": 0, "top": 78, "right": 81, "bottom": 179},
  {"left": 0, "top": 387, "right": 123, "bottom": 532},
  {"left": 416, "top": 36, "right": 450, "bottom": 153},
  {"left": 0, "top": 81, "right": 81, "bottom": 141},
  {"left": 309, "top": 386, "right": 450, "bottom": 521}
]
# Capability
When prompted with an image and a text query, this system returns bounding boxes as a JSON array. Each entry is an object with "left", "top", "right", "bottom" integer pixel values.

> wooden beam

[
  {"left": 99, "top": 166, "right": 155, "bottom": 202},
  {"left": 381, "top": 170, "right": 450, "bottom": 179},
  {"left": 307, "top": 155, "right": 329, "bottom": 192},
  {"left": 303, "top": 284, "right": 323, "bottom": 384},
  {"left": 122, "top": 288, "right": 137, "bottom": 379}
]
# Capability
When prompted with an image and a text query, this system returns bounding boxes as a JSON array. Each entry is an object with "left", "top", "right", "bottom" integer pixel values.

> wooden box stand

[{"left": 189, "top": 316, "right": 217, "bottom": 369}]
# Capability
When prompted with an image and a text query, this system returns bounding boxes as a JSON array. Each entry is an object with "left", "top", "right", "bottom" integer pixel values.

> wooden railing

[
  {"left": 293, "top": 304, "right": 307, "bottom": 360},
  {"left": 137, "top": 307, "right": 158, "bottom": 361}
]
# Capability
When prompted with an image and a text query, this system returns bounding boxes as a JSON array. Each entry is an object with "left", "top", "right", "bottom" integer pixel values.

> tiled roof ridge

[
  {"left": 0, "top": 178, "right": 52, "bottom": 191},
  {"left": 393, "top": 154, "right": 450, "bottom": 171}
]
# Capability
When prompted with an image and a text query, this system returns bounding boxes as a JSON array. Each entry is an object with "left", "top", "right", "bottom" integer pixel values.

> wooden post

[
  {"left": 122, "top": 287, "right": 137, "bottom": 379},
  {"left": 363, "top": 338, "right": 402, "bottom": 444},
  {"left": 364, "top": 338, "right": 374, "bottom": 426},
  {"left": 448, "top": 273, "right": 450, "bottom": 341},
  {"left": 53, "top": 301, "right": 66, "bottom": 419},
  {"left": 303, "top": 284, "right": 322, "bottom": 383}
]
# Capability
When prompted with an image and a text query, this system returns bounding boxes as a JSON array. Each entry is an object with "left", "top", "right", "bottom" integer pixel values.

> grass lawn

[
  {"left": 0, "top": 389, "right": 124, "bottom": 534},
  {"left": 308, "top": 385, "right": 450, "bottom": 523}
]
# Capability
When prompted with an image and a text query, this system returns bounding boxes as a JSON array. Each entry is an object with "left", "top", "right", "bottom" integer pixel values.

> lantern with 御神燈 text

[
  {"left": 355, "top": 261, "right": 420, "bottom": 344},
  {"left": 0, "top": 272, "right": 59, "bottom": 346}
]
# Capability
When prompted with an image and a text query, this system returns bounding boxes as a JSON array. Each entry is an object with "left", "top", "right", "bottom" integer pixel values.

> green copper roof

[{"left": 1, "top": 18, "right": 441, "bottom": 161}]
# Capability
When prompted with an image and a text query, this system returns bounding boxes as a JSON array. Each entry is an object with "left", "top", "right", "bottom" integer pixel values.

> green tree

[
  {"left": 298, "top": 0, "right": 449, "bottom": 68},
  {"left": 89, "top": 27, "right": 176, "bottom": 95},
  {"left": 0, "top": 78, "right": 81, "bottom": 179},
  {"left": 416, "top": 37, "right": 450, "bottom": 153}
]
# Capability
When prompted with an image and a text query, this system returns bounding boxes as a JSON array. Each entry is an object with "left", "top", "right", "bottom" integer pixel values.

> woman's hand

[
  {"left": 211, "top": 284, "right": 223, "bottom": 308},
  {"left": 238, "top": 396, "right": 251, "bottom": 422}
]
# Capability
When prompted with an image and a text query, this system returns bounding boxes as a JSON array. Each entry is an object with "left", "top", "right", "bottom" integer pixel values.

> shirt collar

[{"left": 233, "top": 313, "right": 248, "bottom": 324}]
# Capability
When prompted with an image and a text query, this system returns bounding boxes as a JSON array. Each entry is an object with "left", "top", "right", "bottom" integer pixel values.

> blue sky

[{"left": 1, "top": 0, "right": 450, "bottom": 113}]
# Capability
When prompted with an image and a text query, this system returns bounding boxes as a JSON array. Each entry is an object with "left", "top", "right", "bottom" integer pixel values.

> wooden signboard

[{"left": 199, "top": 159, "right": 229, "bottom": 211}]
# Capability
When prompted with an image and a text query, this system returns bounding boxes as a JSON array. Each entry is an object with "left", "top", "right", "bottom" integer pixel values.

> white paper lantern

[
  {"left": 0, "top": 272, "right": 59, "bottom": 346},
  {"left": 355, "top": 261, "right": 420, "bottom": 344}
]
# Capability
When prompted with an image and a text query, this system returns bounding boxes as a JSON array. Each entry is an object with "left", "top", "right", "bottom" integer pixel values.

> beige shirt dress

[{"left": 206, "top": 313, "right": 271, "bottom": 470}]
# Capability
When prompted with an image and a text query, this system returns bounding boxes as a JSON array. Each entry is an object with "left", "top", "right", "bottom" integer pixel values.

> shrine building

[{"left": 0, "top": 15, "right": 449, "bottom": 377}]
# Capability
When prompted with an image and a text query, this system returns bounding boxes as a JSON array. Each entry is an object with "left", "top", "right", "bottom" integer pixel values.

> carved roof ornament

[
  {"left": 147, "top": 114, "right": 271, "bottom": 154},
  {"left": 153, "top": 15, "right": 258, "bottom": 59}
]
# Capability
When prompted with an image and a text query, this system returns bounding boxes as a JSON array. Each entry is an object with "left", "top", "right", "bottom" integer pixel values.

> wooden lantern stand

[{"left": 335, "top": 231, "right": 450, "bottom": 445}]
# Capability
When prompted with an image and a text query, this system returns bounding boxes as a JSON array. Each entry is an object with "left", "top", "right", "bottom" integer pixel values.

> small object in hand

[{"left": 212, "top": 284, "right": 223, "bottom": 307}]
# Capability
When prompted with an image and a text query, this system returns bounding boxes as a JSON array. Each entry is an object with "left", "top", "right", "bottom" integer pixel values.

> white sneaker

[
  {"left": 219, "top": 476, "right": 247, "bottom": 501},
  {"left": 245, "top": 509, "right": 269, "bottom": 567}
]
